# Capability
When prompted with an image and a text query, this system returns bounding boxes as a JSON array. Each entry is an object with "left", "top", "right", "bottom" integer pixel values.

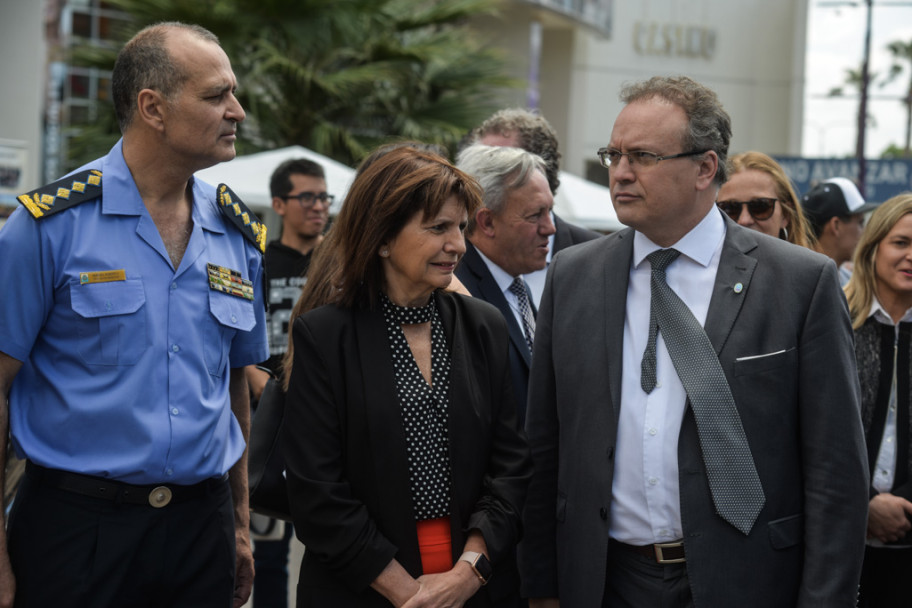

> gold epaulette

[
  {"left": 217, "top": 184, "right": 267, "bottom": 254},
  {"left": 16, "top": 170, "right": 103, "bottom": 219}
]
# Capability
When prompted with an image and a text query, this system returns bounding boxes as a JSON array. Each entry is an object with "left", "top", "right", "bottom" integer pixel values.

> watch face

[{"left": 474, "top": 553, "right": 493, "bottom": 582}]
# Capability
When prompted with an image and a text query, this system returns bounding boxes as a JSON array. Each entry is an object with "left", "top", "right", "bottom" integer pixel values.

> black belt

[
  {"left": 611, "top": 539, "right": 686, "bottom": 564},
  {"left": 26, "top": 462, "right": 227, "bottom": 508}
]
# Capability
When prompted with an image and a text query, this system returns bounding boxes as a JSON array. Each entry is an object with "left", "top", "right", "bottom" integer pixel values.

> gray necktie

[
  {"left": 509, "top": 277, "right": 535, "bottom": 353},
  {"left": 640, "top": 248, "right": 765, "bottom": 535}
]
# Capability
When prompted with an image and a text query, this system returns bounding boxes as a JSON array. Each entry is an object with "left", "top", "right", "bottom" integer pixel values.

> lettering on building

[{"left": 633, "top": 22, "right": 716, "bottom": 60}]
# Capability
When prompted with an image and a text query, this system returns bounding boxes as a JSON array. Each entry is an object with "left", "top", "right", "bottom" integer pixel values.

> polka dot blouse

[{"left": 381, "top": 293, "right": 453, "bottom": 521}]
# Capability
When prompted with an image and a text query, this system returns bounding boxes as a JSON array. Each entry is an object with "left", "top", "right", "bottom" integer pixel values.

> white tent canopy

[
  {"left": 195, "top": 145, "right": 355, "bottom": 216},
  {"left": 553, "top": 172, "right": 622, "bottom": 232},
  {"left": 195, "top": 145, "right": 622, "bottom": 233}
]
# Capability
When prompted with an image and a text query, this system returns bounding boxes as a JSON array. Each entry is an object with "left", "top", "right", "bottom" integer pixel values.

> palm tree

[
  {"left": 68, "top": 0, "right": 516, "bottom": 167},
  {"left": 828, "top": 65, "right": 884, "bottom": 129},
  {"left": 885, "top": 39, "right": 912, "bottom": 156}
]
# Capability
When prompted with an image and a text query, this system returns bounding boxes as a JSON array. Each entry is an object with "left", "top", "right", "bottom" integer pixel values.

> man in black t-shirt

[
  {"left": 246, "top": 158, "right": 330, "bottom": 608},
  {"left": 247, "top": 158, "right": 331, "bottom": 393}
]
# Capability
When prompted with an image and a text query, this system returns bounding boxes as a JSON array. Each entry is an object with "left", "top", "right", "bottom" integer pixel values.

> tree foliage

[
  {"left": 885, "top": 38, "right": 912, "bottom": 156},
  {"left": 70, "top": 0, "right": 516, "bottom": 167}
]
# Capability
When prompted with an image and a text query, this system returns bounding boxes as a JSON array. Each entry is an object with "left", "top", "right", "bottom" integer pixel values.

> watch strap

[{"left": 458, "top": 551, "right": 490, "bottom": 585}]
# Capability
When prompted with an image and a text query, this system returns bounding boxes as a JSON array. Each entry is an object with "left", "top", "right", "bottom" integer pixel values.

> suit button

[{"left": 600, "top": 507, "right": 608, "bottom": 520}]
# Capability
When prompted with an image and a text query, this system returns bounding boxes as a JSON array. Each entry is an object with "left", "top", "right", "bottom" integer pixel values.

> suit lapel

[
  {"left": 354, "top": 306, "right": 416, "bottom": 552},
  {"left": 435, "top": 292, "right": 478, "bottom": 539},
  {"left": 460, "top": 242, "right": 532, "bottom": 366},
  {"left": 704, "top": 220, "right": 759, "bottom": 353},
  {"left": 603, "top": 229, "right": 634, "bottom": 422}
]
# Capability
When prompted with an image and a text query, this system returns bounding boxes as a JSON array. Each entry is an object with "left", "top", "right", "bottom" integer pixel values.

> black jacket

[{"left": 283, "top": 290, "right": 531, "bottom": 606}]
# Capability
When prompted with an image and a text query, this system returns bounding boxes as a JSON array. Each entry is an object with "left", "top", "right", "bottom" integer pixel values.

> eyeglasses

[
  {"left": 716, "top": 198, "right": 778, "bottom": 222},
  {"left": 596, "top": 148, "right": 708, "bottom": 169},
  {"left": 283, "top": 191, "right": 334, "bottom": 208}
]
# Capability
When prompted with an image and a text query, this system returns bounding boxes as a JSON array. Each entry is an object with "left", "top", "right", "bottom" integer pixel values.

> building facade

[
  {"left": 1, "top": 0, "right": 808, "bottom": 211},
  {"left": 472, "top": 0, "right": 809, "bottom": 186}
]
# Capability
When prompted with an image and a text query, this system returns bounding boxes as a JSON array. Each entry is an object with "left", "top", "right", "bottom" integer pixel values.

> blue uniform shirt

[{"left": 0, "top": 139, "right": 268, "bottom": 484}]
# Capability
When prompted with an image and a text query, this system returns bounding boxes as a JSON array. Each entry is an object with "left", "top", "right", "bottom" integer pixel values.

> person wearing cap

[{"left": 803, "top": 177, "right": 880, "bottom": 285}]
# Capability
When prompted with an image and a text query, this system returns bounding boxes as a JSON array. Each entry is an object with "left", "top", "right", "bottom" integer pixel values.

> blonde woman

[
  {"left": 716, "top": 151, "right": 815, "bottom": 248},
  {"left": 845, "top": 192, "right": 912, "bottom": 607}
]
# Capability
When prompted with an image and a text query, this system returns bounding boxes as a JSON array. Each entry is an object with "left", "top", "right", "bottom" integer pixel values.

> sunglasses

[{"left": 716, "top": 198, "right": 778, "bottom": 222}]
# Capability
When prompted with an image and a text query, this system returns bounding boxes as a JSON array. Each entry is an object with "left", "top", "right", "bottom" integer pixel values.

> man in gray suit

[{"left": 519, "top": 76, "right": 869, "bottom": 607}]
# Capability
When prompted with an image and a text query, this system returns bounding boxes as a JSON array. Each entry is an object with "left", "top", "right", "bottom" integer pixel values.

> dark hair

[
  {"left": 469, "top": 108, "right": 561, "bottom": 194},
  {"left": 112, "top": 22, "right": 219, "bottom": 133},
  {"left": 323, "top": 145, "right": 480, "bottom": 311},
  {"left": 620, "top": 75, "right": 732, "bottom": 185},
  {"left": 282, "top": 146, "right": 482, "bottom": 386},
  {"left": 355, "top": 141, "right": 450, "bottom": 177},
  {"left": 269, "top": 158, "right": 326, "bottom": 199}
]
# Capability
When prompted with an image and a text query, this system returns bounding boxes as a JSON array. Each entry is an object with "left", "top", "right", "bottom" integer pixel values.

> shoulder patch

[
  {"left": 217, "top": 184, "right": 267, "bottom": 254},
  {"left": 16, "top": 170, "right": 103, "bottom": 219}
]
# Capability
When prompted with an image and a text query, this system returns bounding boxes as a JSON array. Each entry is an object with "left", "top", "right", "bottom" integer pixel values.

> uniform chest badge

[
  {"left": 207, "top": 263, "right": 254, "bottom": 300},
  {"left": 79, "top": 269, "right": 126, "bottom": 284}
]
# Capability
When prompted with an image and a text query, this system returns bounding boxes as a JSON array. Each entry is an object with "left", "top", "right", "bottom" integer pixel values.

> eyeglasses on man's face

[
  {"left": 596, "top": 148, "right": 708, "bottom": 169},
  {"left": 283, "top": 191, "right": 334, "bottom": 208},
  {"left": 716, "top": 198, "right": 778, "bottom": 222}
]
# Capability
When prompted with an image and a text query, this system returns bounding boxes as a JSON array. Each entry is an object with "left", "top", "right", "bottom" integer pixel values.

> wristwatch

[{"left": 458, "top": 551, "right": 492, "bottom": 585}]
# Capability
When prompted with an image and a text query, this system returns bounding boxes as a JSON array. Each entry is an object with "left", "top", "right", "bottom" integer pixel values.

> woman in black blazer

[
  {"left": 845, "top": 193, "right": 912, "bottom": 607},
  {"left": 281, "top": 145, "right": 531, "bottom": 607}
]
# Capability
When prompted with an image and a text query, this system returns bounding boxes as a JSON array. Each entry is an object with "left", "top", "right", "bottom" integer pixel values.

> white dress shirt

[
  {"left": 609, "top": 207, "right": 726, "bottom": 545},
  {"left": 475, "top": 246, "right": 529, "bottom": 334}
]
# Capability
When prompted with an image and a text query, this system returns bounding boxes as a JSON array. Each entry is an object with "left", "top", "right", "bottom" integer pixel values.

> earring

[
  {"left": 778, "top": 227, "right": 788, "bottom": 241},
  {"left": 380, "top": 247, "right": 389, "bottom": 257}
]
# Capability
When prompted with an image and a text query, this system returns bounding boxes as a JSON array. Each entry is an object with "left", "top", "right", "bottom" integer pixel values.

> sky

[{"left": 803, "top": 2, "right": 912, "bottom": 158}]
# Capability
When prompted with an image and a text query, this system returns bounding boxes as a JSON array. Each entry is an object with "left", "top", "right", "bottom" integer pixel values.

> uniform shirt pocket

[
  {"left": 69, "top": 279, "right": 148, "bottom": 365},
  {"left": 204, "top": 289, "right": 257, "bottom": 377}
]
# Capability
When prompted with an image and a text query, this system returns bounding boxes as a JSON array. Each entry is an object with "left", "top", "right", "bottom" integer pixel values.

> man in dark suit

[
  {"left": 455, "top": 145, "right": 555, "bottom": 427},
  {"left": 520, "top": 76, "right": 870, "bottom": 607},
  {"left": 467, "top": 108, "right": 600, "bottom": 306}
]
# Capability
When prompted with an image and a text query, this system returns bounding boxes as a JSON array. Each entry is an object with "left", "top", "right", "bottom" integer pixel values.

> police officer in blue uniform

[{"left": 0, "top": 22, "right": 267, "bottom": 608}]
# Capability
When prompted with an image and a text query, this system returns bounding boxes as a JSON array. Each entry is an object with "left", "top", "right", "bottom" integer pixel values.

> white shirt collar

[
  {"left": 632, "top": 206, "right": 726, "bottom": 269},
  {"left": 868, "top": 297, "right": 912, "bottom": 326},
  {"left": 474, "top": 245, "right": 519, "bottom": 294}
]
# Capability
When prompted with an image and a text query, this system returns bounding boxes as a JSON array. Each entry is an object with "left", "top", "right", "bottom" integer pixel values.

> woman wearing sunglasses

[
  {"left": 844, "top": 193, "right": 912, "bottom": 607},
  {"left": 716, "top": 151, "right": 815, "bottom": 249}
]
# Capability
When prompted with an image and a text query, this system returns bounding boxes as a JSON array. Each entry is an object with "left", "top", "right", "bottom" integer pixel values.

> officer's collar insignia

[
  {"left": 16, "top": 170, "right": 103, "bottom": 219},
  {"left": 217, "top": 184, "right": 267, "bottom": 254}
]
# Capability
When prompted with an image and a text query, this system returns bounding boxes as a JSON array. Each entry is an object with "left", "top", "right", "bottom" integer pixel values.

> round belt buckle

[{"left": 149, "top": 486, "right": 173, "bottom": 508}]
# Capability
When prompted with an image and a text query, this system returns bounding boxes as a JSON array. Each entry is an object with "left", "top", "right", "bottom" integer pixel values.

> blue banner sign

[{"left": 773, "top": 156, "right": 912, "bottom": 204}]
